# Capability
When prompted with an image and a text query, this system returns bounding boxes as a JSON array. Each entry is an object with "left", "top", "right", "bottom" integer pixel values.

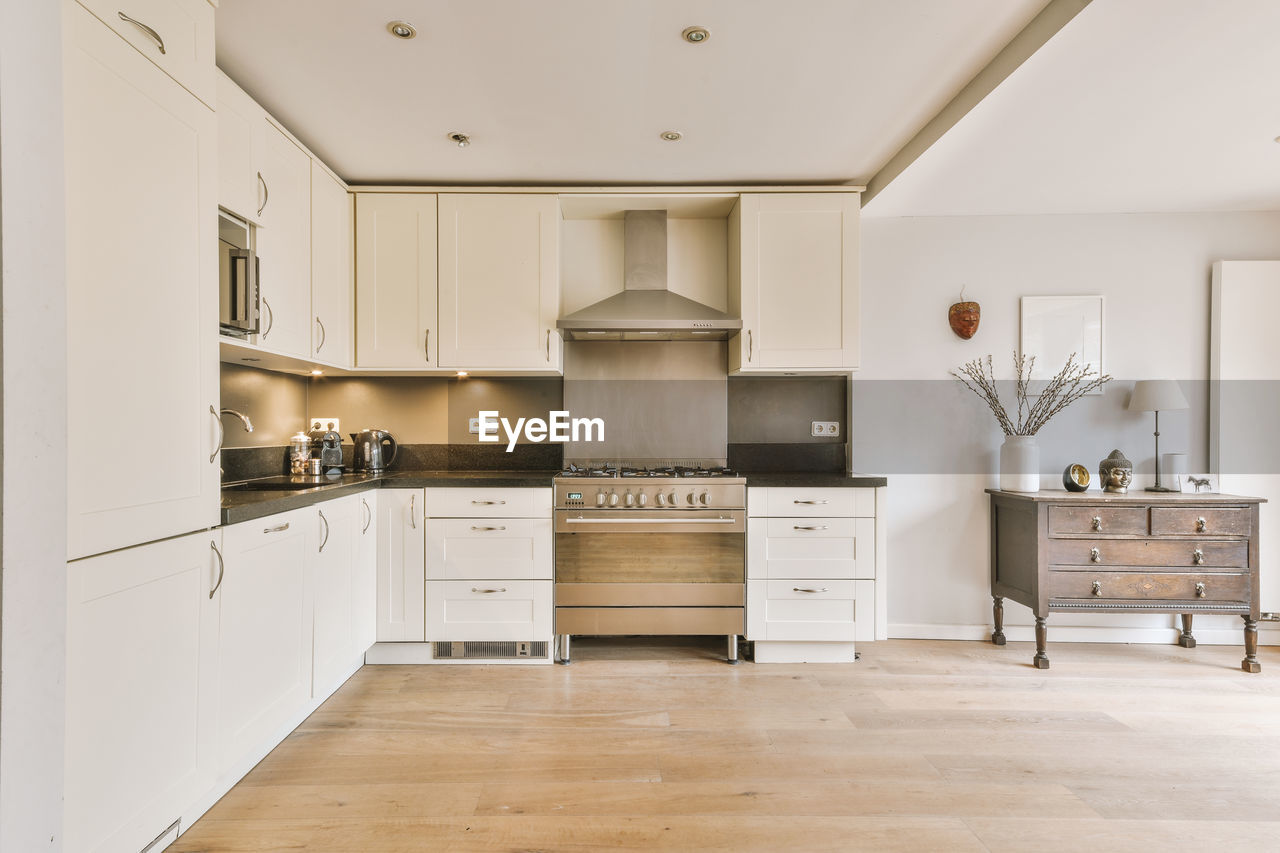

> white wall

[{"left": 860, "top": 211, "right": 1280, "bottom": 644}]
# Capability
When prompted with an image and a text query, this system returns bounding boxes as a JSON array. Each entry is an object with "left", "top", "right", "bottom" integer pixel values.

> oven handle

[{"left": 563, "top": 517, "right": 739, "bottom": 524}]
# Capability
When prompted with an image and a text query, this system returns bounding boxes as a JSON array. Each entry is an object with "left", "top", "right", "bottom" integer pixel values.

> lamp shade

[{"left": 1128, "top": 379, "right": 1188, "bottom": 412}]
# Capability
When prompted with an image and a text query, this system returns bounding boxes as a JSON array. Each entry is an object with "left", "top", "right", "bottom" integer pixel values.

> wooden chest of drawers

[{"left": 986, "top": 490, "right": 1264, "bottom": 672}]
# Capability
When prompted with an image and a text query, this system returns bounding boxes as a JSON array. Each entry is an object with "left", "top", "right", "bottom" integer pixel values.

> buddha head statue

[{"left": 1098, "top": 449, "right": 1133, "bottom": 494}]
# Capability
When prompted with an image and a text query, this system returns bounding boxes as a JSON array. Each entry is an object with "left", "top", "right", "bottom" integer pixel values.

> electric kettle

[{"left": 351, "top": 428, "right": 397, "bottom": 472}]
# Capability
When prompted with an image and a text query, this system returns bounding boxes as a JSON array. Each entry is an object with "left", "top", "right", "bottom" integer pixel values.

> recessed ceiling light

[
  {"left": 387, "top": 21, "right": 417, "bottom": 39},
  {"left": 310, "top": 369, "right": 324, "bottom": 376},
  {"left": 682, "top": 26, "right": 710, "bottom": 44},
  {"left": 660, "top": 130, "right": 683, "bottom": 142},
  {"left": 456, "top": 371, "right": 469, "bottom": 378},
  {"left": 448, "top": 131, "right": 471, "bottom": 148}
]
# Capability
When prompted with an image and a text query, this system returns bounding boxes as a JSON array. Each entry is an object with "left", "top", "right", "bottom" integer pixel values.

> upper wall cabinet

[
  {"left": 437, "top": 194, "right": 561, "bottom": 371},
  {"left": 78, "top": 0, "right": 215, "bottom": 108},
  {"left": 255, "top": 120, "right": 313, "bottom": 359},
  {"left": 729, "top": 193, "right": 860, "bottom": 373},
  {"left": 216, "top": 70, "right": 266, "bottom": 224},
  {"left": 65, "top": 1, "right": 219, "bottom": 559},
  {"left": 354, "top": 193, "right": 439, "bottom": 368},
  {"left": 311, "top": 163, "right": 353, "bottom": 366}
]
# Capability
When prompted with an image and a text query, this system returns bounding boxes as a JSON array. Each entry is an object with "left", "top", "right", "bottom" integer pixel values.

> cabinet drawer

[
  {"left": 1047, "top": 539, "right": 1247, "bottom": 569},
  {"left": 78, "top": 0, "right": 215, "bottom": 107},
  {"left": 747, "top": 580, "right": 857, "bottom": 641},
  {"left": 765, "top": 488, "right": 872, "bottom": 518},
  {"left": 1048, "top": 505, "right": 1147, "bottom": 535},
  {"left": 1048, "top": 570, "right": 1249, "bottom": 603},
  {"left": 425, "top": 580, "right": 551, "bottom": 641},
  {"left": 1150, "top": 507, "right": 1250, "bottom": 537},
  {"left": 425, "top": 518, "right": 552, "bottom": 580},
  {"left": 424, "top": 487, "right": 552, "bottom": 518},
  {"left": 752, "top": 517, "right": 873, "bottom": 580}
]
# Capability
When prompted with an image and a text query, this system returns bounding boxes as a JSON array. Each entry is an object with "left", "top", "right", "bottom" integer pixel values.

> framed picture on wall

[{"left": 1020, "top": 295, "right": 1105, "bottom": 393}]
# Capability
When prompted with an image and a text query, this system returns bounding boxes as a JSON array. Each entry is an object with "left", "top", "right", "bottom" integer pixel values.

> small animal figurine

[{"left": 1187, "top": 475, "right": 1212, "bottom": 493}]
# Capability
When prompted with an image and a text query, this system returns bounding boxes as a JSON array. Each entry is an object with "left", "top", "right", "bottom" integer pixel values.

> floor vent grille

[{"left": 433, "top": 640, "right": 547, "bottom": 659}]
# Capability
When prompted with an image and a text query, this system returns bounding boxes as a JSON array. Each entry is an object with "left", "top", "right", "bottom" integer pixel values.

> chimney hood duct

[{"left": 557, "top": 210, "right": 742, "bottom": 341}]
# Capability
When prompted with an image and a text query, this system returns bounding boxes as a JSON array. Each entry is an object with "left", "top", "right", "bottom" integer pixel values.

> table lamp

[{"left": 1128, "top": 380, "right": 1189, "bottom": 492}]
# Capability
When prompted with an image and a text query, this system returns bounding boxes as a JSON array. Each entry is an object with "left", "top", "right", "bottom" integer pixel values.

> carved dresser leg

[
  {"left": 1033, "top": 616, "right": 1050, "bottom": 669},
  {"left": 1242, "top": 616, "right": 1261, "bottom": 673},
  {"left": 991, "top": 596, "right": 1006, "bottom": 645},
  {"left": 1179, "top": 613, "right": 1196, "bottom": 649}
]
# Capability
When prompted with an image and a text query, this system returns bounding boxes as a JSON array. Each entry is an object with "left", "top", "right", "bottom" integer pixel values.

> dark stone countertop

[{"left": 741, "top": 472, "right": 888, "bottom": 488}]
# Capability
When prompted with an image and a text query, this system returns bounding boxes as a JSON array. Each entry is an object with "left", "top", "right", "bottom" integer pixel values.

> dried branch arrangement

[{"left": 951, "top": 352, "right": 1112, "bottom": 436}]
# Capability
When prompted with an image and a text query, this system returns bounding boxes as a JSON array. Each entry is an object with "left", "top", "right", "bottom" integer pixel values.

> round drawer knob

[
  {"left": 1196, "top": 517, "right": 1207, "bottom": 533},
  {"left": 1193, "top": 548, "right": 1205, "bottom": 566},
  {"left": 1091, "top": 580, "right": 1102, "bottom": 596},
  {"left": 1195, "top": 582, "right": 1207, "bottom": 598},
  {"left": 1090, "top": 547, "right": 1102, "bottom": 563},
  {"left": 1092, "top": 516, "right": 1102, "bottom": 531}
]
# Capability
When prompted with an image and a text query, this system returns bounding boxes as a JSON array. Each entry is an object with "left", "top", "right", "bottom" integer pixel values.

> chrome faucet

[{"left": 219, "top": 408, "right": 254, "bottom": 433}]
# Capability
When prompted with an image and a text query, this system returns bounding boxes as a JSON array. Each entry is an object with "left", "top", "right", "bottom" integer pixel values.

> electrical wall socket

[
  {"left": 310, "top": 417, "right": 340, "bottom": 434},
  {"left": 811, "top": 421, "right": 840, "bottom": 437},
  {"left": 468, "top": 417, "right": 481, "bottom": 434}
]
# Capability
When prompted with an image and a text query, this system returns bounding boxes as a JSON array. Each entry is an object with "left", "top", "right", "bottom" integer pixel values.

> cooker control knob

[
  {"left": 656, "top": 492, "right": 667, "bottom": 506},
  {"left": 608, "top": 491, "right": 619, "bottom": 507},
  {"left": 596, "top": 490, "right": 606, "bottom": 507},
  {"left": 699, "top": 491, "right": 710, "bottom": 506},
  {"left": 687, "top": 491, "right": 696, "bottom": 506},
  {"left": 669, "top": 490, "right": 678, "bottom": 505},
  {"left": 625, "top": 490, "right": 635, "bottom": 507},
  {"left": 638, "top": 491, "right": 648, "bottom": 507}
]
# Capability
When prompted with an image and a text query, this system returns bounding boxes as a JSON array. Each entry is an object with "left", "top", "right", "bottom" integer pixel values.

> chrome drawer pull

[
  {"left": 471, "top": 587, "right": 507, "bottom": 594},
  {"left": 794, "top": 499, "right": 829, "bottom": 505},
  {"left": 361, "top": 499, "right": 371, "bottom": 534},
  {"left": 318, "top": 510, "right": 329, "bottom": 553},
  {"left": 793, "top": 587, "right": 829, "bottom": 594},
  {"left": 410, "top": 493, "right": 417, "bottom": 529},
  {"left": 118, "top": 11, "right": 165, "bottom": 55},
  {"left": 1092, "top": 580, "right": 1102, "bottom": 597},
  {"left": 1193, "top": 548, "right": 1205, "bottom": 566},
  {"left": 472, "top": 499, "right": 507, "bottom": 505},
  {"left": 1196, "top": 517, "right": 1207, "bottom": 533},
  {"left": 471, "top": 525, "right": 506, "bottom": 532},
  {"left": 1091, "top": 515, "right": 1102, "bottom": 531},
  {"left": 1090, "top": 547, "right": 1101, "bottom": 563},
  {"left": 1195, "top": 582, "right": 1207, "bottom": 598},
  {"left": 793, "top": 524, "right": 829, "bottom": 531},
  {"left": 209, "top": 541, "right": 225, "bottom": 599},
  {"left": 264, "top": 522, "right": 290, "bottom": 534}
]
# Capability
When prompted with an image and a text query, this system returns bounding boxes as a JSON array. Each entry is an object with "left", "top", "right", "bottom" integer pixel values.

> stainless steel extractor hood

[{"left": 557, "top": 210, "right": 742, "bottom": 341}]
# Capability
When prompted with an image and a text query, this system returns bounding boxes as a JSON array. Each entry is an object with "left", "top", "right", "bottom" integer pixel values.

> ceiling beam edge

[{"left": 861, "top": 0, "right": 1092, "bottom": 209}]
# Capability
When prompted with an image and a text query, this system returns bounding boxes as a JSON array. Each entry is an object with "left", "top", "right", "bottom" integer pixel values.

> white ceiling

[
  {"left": 214, "top": 0, "right": 1047, "bottom": 186},
  {"left": 865, "top": 0, "right": 1280, "bottom": 216}
]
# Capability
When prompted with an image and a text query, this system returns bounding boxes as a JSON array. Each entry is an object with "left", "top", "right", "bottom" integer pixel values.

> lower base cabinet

[
  {"left": 376, "top": 488, "right": 426, "bottom": 641},
  {"left": 425, "top": 580, "right": 553, "bottom": 642},
  {"left": 65, "top": 531, "right": 221, "bottom": 853}
]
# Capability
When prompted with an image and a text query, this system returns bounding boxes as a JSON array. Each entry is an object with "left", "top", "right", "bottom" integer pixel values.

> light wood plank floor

[{"left": 171, "top": 638, "right": 1280, "bottom": 852}]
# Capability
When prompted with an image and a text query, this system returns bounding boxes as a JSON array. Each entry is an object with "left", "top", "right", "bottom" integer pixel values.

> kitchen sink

[{"left": 223, "top": 479, "right": 333, "bottom": 492}]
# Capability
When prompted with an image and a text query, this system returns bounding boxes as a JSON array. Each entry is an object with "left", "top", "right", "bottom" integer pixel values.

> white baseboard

[
  {"left": 365, "top": 642, "right": 553, "bottom": 665},
  {"left": 889, "top": 621, "right": 1280, "bottom": 646}
]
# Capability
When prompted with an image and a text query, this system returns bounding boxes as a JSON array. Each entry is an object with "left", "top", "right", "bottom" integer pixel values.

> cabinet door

[
  {"left": 355, "top": 193, "right": 438, "bottom": 367},
  {"left": 734, "top": 193, "right": 859, "bottom": 370},
  {"left": 215, "top": 69, "right": 265, "bottom": 223},
  {"left": 425, "top": 580, "right": 552, "bottom": 642},
  {"left": 426, "top": 518, "right": 553, "bottom": 580},
  {"left": 311, "top": 163, "right": 353, "bottom": 366},
  {"left": 256, "top": 119, "right": 312, "bottom": 358},
  {"left": 376, "top": 489, "right": 426, "bottom": 641},
  {"left": 65, "top": 531, "right": 220, "bottom": 853},
  {"left": 65, "top": 3, "right": 219, "bottom": 560},
  {"left": 437, "top": 194, "right": 560, "bottom": 370},
  {"left": 218, "top": 509, "right": 312, "bottom": 769},
  {"left": 77, "top": 0, "right": 215, "bottom": 107},
  {"left": 353, "top": 492, "right": 379, "bottom": 655},
  {"left": 312, "top": 497, "right": 358, "bottom": 697}
]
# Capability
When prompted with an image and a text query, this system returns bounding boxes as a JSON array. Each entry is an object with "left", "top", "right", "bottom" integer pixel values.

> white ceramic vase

[{"left": 1000, "top": 435, "right": 1040, "bottom": 492}]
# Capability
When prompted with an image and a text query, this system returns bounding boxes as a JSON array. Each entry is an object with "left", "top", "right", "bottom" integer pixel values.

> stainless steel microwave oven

[{"left": 219, "top": 211, "right": 259, "bottom": 337}]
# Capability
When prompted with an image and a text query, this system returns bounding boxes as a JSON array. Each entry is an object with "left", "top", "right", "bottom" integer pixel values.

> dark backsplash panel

[
  {"left": 221, "top": 443, "right": 562, "bottom": 481},
  {"left": 729, "top": 442, "right": 846, "bottom": 473}
]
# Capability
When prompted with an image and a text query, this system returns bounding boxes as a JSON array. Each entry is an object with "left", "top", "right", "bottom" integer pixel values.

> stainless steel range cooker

[{"left": 553, "top": 466, "right": 746, "bottom": 664}]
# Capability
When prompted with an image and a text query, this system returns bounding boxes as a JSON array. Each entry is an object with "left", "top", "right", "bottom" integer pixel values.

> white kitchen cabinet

[
  {"left": 426, "top": 581, "right": 553, "bottom": 643},
  {"left": 376, "top": 488, "right": 427, "bottom": 641},
  {"left": 77, "top": 0, "right": 216, "bottom": 108},
  {"left": 65, "top": 531, "right": 221, "bottom": 853},
  {"left": 311, "top": 162, "right": 353, "bottom": 366},
  {"left": 255, "top": 119, "right": 312, "bottom": 358},
  {"left": 215, "top": 69, "right": 266, "bottom": 223},
  {"left": 311, "top": 496, "right": 358, "bottom": 698},
  {"left": 437, "top": 194, "right": 561, "bottom": 371},
  {"left": 353, "top": 492, "right": 379, "bottom": 655},
  {"left": 729, "top": 193, "right": 860, "bottom": 373},
  {"left": 65, "top": 1, "right": 219, "bottom": 560},
  {"left": 355, "top": 193, "right": 439, "bottom": 367},
  {"left": 425, "top": 518, "right": 552, "bottom": 581},
  {"left": 217, "top": 507, "right": 313, "bottom": 769}
]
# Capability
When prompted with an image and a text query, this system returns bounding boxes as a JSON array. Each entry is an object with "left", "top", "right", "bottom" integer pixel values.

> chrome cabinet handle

[
  {"left": 472, "top": 500, "right": 506, "bottom": 505},
  {"left": 410, "top": 493, "right": 417, "bottom": 529},
  {"left": 117, "top": 11, "right": 165, "bottom": 54},
  {"left": 261, "top": 297, "right": 274, "bottom": 339},
  {"left": 1193, "top": 548, "right": 1205, "bottom": 566},
  {"left": 1196, "top": 517, "right": 1208, "bottom": 533},
  {"left": 1091, "top": 580, "right": 1102, "bottom": 597},
  {"left": 424, "top": 329, "right": 430, "bottom": 361},
  {"left": 747, "top": 329, "right": 753, "bottom": 362},
  {"left": 471, "top": 525, "right": 507, "bottom": 532},
  {"left": 793, "top": 587, "right": 829, "bottom": 594},
  {"left": 209, "top": 541, "right": 225, "bottom": 599},
  {"left": 257, "top": 171, "right": 268, "bottom": 217},
  {"left": 1195, "top": 582, "right": 1207, "bottom": 598},
  {"left": 264, "top": 522, "right": 290, "bottom": 534},
  {"left": 209, "top": 405, "right": 224, "bottom": 463},
  {"left": 793, "top": 524, "right": 829, "bottom": 531},
  {"left": 318, "top": 510, "right": 329, "bottom": 553},
  {"left": 1092, "top": 516, "right": 1102, "bottom": 531},
  {"left": 472, "top": 587, "right": 507, "bottom": 594},
  {"left": 546, "top": 329, "right": 551, "bottom": 362},
  {"left": 1090, "top": 547, "right": 1101, "bottom": 563},
  {"left": 361, "top": 499, "right": 371, "bottom": 534},
  {"left": 315, "top": 317, "right": 326, "bottom": 352},
  {"left": 794, "top": 500, "right": 830, "bottom": 505}
]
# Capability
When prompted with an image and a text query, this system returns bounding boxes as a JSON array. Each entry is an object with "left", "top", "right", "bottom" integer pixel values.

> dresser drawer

[
  {"left": 1048, "top": 570, "right": 1249, "bottom": 603},
  {"left": 1150, "top": 507, "right": 1250, "bottom": 537},
  {"left": 1047, "top": 539, "right": 1248, "bottom": 569},
  {"left": 424, "top": 488, "right": 552, "bottom": 519},
  {"left": 1048, "top": 505, "right": 1147, "bottom": 535}
]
